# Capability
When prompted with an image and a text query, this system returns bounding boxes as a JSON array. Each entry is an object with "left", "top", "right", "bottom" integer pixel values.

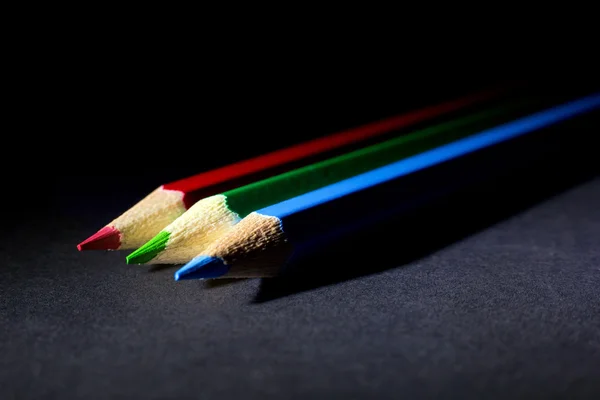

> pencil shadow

[
  {"left": 145, "top": 263, "right": 246, "bottom": 288},
  {"left": 252, "top": 145, "right": 599, "bottom": 304},
  {"left": 146, "top": 264, "right": 180, "bottom": 273},
  {"left": 203, "top": 278, "right": 248, "bottom": 289}
]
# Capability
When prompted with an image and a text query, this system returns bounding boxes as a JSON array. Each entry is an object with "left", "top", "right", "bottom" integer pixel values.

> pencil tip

[
  {"left": 174, "top": 256, "right": 229, "bottom": 280},
  {"left": 77, "top": 226, "right": 121, "bottom": 251},
  {"left": 126, "top": 231, "right": 170, "bottom": 264}
]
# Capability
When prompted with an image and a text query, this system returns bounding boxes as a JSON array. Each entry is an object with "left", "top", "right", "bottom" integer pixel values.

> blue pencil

[{"left": 174, "top": 92, "right": 600, "bottom": 280}]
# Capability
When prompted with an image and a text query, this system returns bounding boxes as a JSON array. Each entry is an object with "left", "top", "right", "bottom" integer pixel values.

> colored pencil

[
  {"left": 126, "top": 94, "right": 558, "bottom": 265},
  {"left": 77, "top": 86, "right": 510, "bottom": 251},
  {"left": 173, "top": 92, "right": 600, "bottom": 280}
]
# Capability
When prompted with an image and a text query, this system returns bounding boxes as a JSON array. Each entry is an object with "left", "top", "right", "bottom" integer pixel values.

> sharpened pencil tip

[
  {"left": 77, "top": 226, "right": 121, "bottom": 251},
  {"left": 174, "top": 256, "right": 229, "bottom": 280},
  {"left": 126, "top": 231, "right": 171, "bottom": 264}
]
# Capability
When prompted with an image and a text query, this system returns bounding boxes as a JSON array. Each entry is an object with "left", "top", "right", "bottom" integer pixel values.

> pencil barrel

[
  {"left": 282, "top": 109, "right": 600, "bottom": 268},
  {"left": 224, "top": 94, "right": 563, "bottom": 218}
]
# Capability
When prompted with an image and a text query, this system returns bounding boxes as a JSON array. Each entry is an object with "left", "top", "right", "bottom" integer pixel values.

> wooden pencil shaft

[
  {"left": 257, "top": 96, "right": 600, "bottom": 273},
  {"left": 282, "top": 135, "right": 600, "bottom": 279},
  {"left": 82, "top": 85, "right": 514, "bottom": 251},
  {"left": 282, "top": 114, "right": 595, "bottom": 261},
  {"left": 222, "top": 95, "right": 554, "bottom": 218},
  {"left": 223, "top": 110, "right": 600, "bottom": 278},
  {"left": 128, "top": 93, "right": 551, "bottom": 264},
  {"left": 164, "top": 87, "right": 513, "bottom": 203},
  {"left": 174, "top": 95, "right": 600, "bottom": 279},
  {"left": 180, "top": 91, "right": 514, "bottom": 206},
  {"left": 260, "top": 93, "right": 600, "bottom": 223}
]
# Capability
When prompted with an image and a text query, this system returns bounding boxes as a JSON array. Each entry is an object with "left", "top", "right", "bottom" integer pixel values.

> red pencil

[{"left": 77, "top": 85, "right": 513, "bottom": 251}]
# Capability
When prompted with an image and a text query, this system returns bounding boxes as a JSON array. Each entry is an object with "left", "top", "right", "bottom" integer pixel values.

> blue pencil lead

[{"left": 174, "top": 256, "right": 229, "bottom": 281}]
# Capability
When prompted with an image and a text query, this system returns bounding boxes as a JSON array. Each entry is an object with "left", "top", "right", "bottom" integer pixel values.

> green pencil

[{"left": 126, "top": 95, "right": 548, "bottom": 264}]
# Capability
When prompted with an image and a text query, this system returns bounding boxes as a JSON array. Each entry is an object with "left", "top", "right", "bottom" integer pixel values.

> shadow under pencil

[
  {"left": 203, "top": 278, "right": 247, "bottom": 289},
  {"left": 146, "top": 264, "right": 180, "bottom": 273},
  {"left": 252, "top": 125, "right": 599, "bottom": 303},
  {"left": 148, "top": 263, "right": 246, "bottom": 288}
]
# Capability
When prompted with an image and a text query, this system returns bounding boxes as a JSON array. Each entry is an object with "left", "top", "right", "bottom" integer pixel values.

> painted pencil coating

[
  {"left": 260, "top": 93, "right": 600, "bottom": 219},
  {"left": 129, "top": 95, "right": 543, "bottom": 265},
  {"left": 78, "top": 86, "right": 510, "bottom": 251},
  {"left": 174, "top": 92, "right": 600, "bottom": 280},
  {"left": 162, "top": 86, "right": 508, "bottom": 195},
  {"left": 174, "top": 256, "right": 227, "bottom": 280}
]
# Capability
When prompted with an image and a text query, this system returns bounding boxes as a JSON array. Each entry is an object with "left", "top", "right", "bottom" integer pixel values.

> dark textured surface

[
  {"left": 2, "top": 169, "right": 600, "bottom": 399},
  {"left": 3, "top": 79, "right": 600, "bottom": 399}
]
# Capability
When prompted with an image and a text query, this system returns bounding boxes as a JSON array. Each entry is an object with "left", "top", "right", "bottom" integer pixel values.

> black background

[{"left": 2, "top": 46, "right": 600, "bottom": 399}]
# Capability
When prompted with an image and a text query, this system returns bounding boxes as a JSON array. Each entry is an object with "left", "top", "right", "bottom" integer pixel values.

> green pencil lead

[{"left": 126, "top": 231, "right": 171, "bottom": 264}]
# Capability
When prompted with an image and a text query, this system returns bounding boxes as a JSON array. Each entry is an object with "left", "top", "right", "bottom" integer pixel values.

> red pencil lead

[{"left": 77, "top": 226, "right": 121, "bottom": 251}]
